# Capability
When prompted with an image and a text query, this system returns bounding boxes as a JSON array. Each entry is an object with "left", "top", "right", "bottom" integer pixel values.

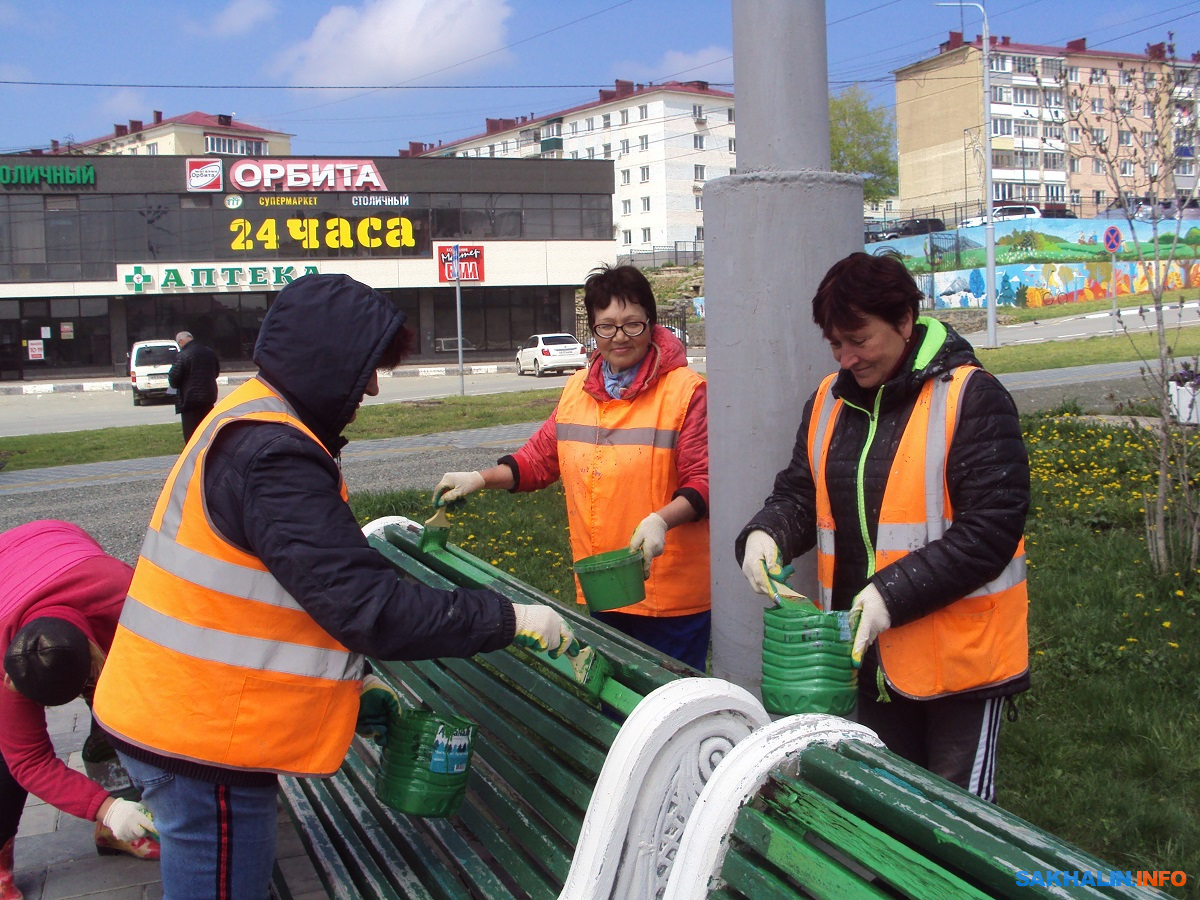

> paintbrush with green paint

[{"left": 420, "top": 492, "right": 466, "bottom": 553}]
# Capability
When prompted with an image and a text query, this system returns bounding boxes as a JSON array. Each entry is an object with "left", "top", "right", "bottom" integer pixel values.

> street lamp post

[{"left": 939, "top": 1, "right": 996, "bottom": 347}]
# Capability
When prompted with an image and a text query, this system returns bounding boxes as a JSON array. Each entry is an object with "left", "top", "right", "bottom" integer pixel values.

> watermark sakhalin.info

[{"left": 1016, "top": 869, "right": 1187, "bottom": 889}]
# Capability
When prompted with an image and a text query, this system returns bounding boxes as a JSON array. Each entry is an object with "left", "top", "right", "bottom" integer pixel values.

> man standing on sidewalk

[{"left": 168, "top": 332, "right": 219, "bottom": 443}]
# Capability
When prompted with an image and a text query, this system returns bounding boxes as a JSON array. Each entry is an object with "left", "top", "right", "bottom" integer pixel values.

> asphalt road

[{"left": 0, "top": 369, "right": 562, "bottom": 437}]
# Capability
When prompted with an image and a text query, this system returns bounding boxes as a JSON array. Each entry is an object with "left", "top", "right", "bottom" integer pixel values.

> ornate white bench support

[
  {"left": 558, "top": 679, "right": 771, "bottom": 900},
  {"left": 662, "top": 714, "right": 885, "bottom": 900}
]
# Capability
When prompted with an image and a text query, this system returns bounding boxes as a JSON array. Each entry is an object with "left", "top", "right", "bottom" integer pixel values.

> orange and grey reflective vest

[
  {"left": 93, "top": 377, "right": 363, "bottom": 777},
  {"left": 808, "top": 366, "right": 1028, "bottom": 699},
  {"left": 556, "top": 366, "right": 709, "bottom": 616}
]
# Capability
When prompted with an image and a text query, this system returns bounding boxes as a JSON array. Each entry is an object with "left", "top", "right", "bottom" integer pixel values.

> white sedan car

[{"left": 515, "top": 333, "right": 589, "bottom": 377}]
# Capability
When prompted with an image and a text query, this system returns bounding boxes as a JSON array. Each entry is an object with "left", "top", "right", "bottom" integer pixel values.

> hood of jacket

[
  {"left": 832, "top": 316, "right": 979, "bottom": 411},
  {"left": 582, "top": 324, "right": 690, "bottom": 402},
  {"left": 253, "top": 273, "right": 404, "bottom": 450}
]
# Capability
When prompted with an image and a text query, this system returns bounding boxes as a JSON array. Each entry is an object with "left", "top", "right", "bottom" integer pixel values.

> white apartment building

[{"left": 404, "top": 80, "right": 736, "bottom": 252}]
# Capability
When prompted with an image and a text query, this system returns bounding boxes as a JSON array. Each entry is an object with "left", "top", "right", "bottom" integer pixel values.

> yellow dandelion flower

[
  {"left": 1162, "top": 621, "right": 1171, "bottom": 628},
  {"left": 1126, "top": 637, "right": 1138, "bottom": 643}
]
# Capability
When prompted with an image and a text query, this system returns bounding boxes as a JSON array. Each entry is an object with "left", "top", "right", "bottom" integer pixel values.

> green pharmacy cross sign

[{"left": 124, "top": 266, "right": 153, "bottom": 292}]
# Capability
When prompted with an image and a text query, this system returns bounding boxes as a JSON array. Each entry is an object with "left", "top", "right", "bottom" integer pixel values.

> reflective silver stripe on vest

[
  {"left": 924, "top": 377, "right": 952, "bottom": 543},
  {"left": 809, "top": 377, "right": 839, "bottom": 478},
  {"left": 159, "top": 386, "right": 299, "bottom": 540},
  {"left": 817, "top": 526, "right": 835, "bottom": 556},
  {"left": 965, "top": 554, "right": 1027, "bottom": 598},
  {"left": 120, "top": 595, "right": 363, "bottom": 682},
  {"left": 555, "top": 422, "right": 678, "bottom": 449},
  {"left": 138, "top": 528, "right": 303, "bottom": 611}
]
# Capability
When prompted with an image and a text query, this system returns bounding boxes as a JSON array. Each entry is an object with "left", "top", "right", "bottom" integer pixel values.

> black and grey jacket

[{"left": 736, "top": 318, "right": 1030, "bottom": 697}]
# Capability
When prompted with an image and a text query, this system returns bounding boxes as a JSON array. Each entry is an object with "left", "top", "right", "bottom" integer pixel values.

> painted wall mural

[{"left": 868, "top": 217, "right": 1200, "bottom": 310}]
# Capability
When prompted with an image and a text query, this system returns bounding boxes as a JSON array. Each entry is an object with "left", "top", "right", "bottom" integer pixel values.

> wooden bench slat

[
  {"left": 719, "top": 845, "right": 819, "bottom": 900},
  {"left": 435, "top": 653, "right": 611, "bottom": 771},
  {"left": 759, "top": 774, "right": 993, "bottom": 898},
  {"left": 454, "top": 797, "right": 562, "bottom": 900},
  {"left": 728, "top": 806, "right": 891, "bottom": 899},
  {"left": 798, "top": 744, "right": 1117, "bottom": 900},
  {"left": 837, "top": 741, "right": 1163, "bottom": 898},
  {"left": 278, "top": 777, "right": 363, "bottom": 900},
  {"left": 317, "top": 766, "right": 442, "bottom": 900},
  {"left": 401, "top": 657, "right": 601, "bottom": 816},
  {"left": 281, "top": 775, "right": 408, "bottom": 900},
  {"left": 340, "top": 750, "right": 504, "bottom": 899}
]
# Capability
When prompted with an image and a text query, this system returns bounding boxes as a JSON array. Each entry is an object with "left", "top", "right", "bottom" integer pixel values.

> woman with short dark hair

[
  {"left": 736, "top": 251, "right": 1031, "bottom": 801},
  {"left": 435, "top": 264, "right": 711, "bottom": 670}
]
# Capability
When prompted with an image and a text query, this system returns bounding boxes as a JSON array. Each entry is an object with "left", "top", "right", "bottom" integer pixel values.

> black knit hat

[{"left": 4, "top": 617, "right": 91, "bottom": 707}]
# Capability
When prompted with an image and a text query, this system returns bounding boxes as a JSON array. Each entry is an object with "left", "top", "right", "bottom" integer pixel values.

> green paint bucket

[
  {"left": 376, "top": 709, "right": 476, "bottom": 818},
  {"left": 761, "top": 605, "right": 859, "bottom": 716},
  {"left": 761, "top": 681, "right": 859, "bottom": 717},
  {"left": 573, "top": 548, "right": 645, "bottom": 611}
]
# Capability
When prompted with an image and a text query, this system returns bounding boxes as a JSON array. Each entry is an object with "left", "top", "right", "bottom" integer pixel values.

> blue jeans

[
  {"left": 590, "top": 609, "right": 711, "bottom": 672},
  {"left": 117, "top": 752, "right": 278, "bottom": 900}
]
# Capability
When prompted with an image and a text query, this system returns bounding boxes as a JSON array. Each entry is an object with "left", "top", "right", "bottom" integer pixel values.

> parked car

[
  {"left": 434, "top": 337, "right": 476, "bottom": 353},
  {"left": 129, "top": 339, "right": 179, "bottom": 406},
  {"left": 864, "top": 222, "right": 894, "bottom": 243},
  {"left": 892, "top": 217, "right": 946, "bottom": 237},
  {"left": 515, "top": 333, "right": 588, "bottom": 377},
  {"left": 1040, "top": 206, "right": 1078, "bottom": 220},
  {"left": 960, "top": 205, "right": 1041, "bottom": 228}
]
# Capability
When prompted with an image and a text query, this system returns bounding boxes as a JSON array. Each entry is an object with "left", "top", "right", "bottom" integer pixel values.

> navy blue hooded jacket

[{"left": 204, "top": 273, "right": 516, "bottom": 663}]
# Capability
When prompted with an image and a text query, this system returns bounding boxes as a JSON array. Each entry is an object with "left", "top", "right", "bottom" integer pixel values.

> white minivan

[
  {"left": 960, "top": 205, "right": 1042, "bottom": 228},
  {"left": 129, "top": 339, "right": 179, "bottom": 406}
]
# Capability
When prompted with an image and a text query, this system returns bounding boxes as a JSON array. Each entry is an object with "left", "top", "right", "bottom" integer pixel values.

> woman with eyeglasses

[{"left": 435, "top": 264, "right": 710, "bottom": 670}]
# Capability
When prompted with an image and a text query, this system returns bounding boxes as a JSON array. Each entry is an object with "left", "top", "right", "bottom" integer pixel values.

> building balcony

[{"left": 540, "top": 137, "right": 563, "bottom": 153}]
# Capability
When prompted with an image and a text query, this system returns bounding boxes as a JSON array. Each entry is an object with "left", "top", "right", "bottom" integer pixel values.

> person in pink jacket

[{"left": 0, "top": 521, "right": 159, "bottom": 900}]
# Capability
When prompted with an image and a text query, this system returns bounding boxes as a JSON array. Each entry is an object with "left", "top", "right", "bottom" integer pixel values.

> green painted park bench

[
  {"left": 271, "top": 515, "right": 771, "bottom": 900},
  {"left": 662, "top": 715, "right": 1171, "bottom": 899}
]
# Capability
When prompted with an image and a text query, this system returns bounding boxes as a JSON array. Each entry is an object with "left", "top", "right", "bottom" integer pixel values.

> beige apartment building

[{"left": 895, "top": 32, "right": 1191, "bottom": 222}]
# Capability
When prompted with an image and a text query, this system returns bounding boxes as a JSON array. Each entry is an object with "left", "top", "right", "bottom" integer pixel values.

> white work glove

[
  {"left": 511, "top": 604, "right": 579, "bottom": 659},
  {"left": 102, "top": 798, "right": 157, "bottom": 842},
  {"left": 433, "top": 471, "right": 485, "bottom": 506},
  {"left": 741, "top": 530, "right": 787, "bottom": 597},
  {"left": 850, "top": 583, "right": 892, "bottom": 667},
  {"left": 629, "top": 512, "right": 668, "bottom": 578}
]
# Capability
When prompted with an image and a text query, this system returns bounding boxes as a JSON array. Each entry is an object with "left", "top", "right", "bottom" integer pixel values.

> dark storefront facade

[{"left": 0, "top": 155, "right": 614, "bottom": 378}]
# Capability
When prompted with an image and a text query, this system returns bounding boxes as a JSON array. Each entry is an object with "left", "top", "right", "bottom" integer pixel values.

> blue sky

[{"left": 2, "top": 0, "right": 1199, "bottom": 155}]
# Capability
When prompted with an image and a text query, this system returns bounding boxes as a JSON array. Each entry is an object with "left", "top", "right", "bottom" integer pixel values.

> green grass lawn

[{"left": 349, "top": 413, "right": 1200, "bottom": 887}]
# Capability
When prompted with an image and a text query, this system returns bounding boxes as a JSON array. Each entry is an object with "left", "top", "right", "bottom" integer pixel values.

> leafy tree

[
  {"left": 829, "top": 85, "right": 898, "bottom": 203},
  {"left": 1054, "top": 36, "right": 1200, "bottom": 575}
]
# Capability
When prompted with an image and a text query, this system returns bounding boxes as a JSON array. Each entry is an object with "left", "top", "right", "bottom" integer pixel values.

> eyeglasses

[{"left": 592, "top": 321, "right": 648, "bottom": 339}]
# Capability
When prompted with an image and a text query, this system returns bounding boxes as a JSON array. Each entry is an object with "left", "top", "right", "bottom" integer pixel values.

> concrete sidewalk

[{"left": 14, "top": 696, "right": 322, "bottom": 900}]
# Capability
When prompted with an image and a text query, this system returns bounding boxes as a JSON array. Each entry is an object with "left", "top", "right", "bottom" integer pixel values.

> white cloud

[
  {"left": 93, "top": 88, "right": 150, "bottom": 124},
  {"left": 614, "top": 45, "right": 733, "bottom": 86},
  {"left": 272, "top": 0, "right": 513, "bottom": 87},
  {"left": 209, "top": 0, "right": 280, "bottom": 37}
]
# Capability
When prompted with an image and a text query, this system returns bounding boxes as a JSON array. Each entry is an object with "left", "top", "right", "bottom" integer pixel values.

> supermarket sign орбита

[{"left": 186, "top": 158, "right": 389, "bottom": 193}]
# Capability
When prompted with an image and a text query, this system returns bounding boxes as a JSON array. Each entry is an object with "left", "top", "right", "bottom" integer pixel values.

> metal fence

[{"left": 617, "top": 242, "right": 704, "bottom": 270}]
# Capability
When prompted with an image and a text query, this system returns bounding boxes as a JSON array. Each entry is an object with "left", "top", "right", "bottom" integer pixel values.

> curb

[{"left": 0, "top": 355, "right": 708, "bottom": 396}]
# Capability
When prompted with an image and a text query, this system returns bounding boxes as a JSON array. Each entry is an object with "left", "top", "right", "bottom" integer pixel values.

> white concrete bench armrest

[
  {"left": 559, "top": 678, "right": 771, "bottom": 900},
  {"left": 361, "top": 515, "right": 422, "bottom": 538},
  {"left": 662, "top": 714, "right": 884, "bottom": 900}
]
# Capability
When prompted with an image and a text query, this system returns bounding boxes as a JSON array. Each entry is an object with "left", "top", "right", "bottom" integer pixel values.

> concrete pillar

[{"left": 707, "top": 0, "right": 864, "bottom": 692}]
